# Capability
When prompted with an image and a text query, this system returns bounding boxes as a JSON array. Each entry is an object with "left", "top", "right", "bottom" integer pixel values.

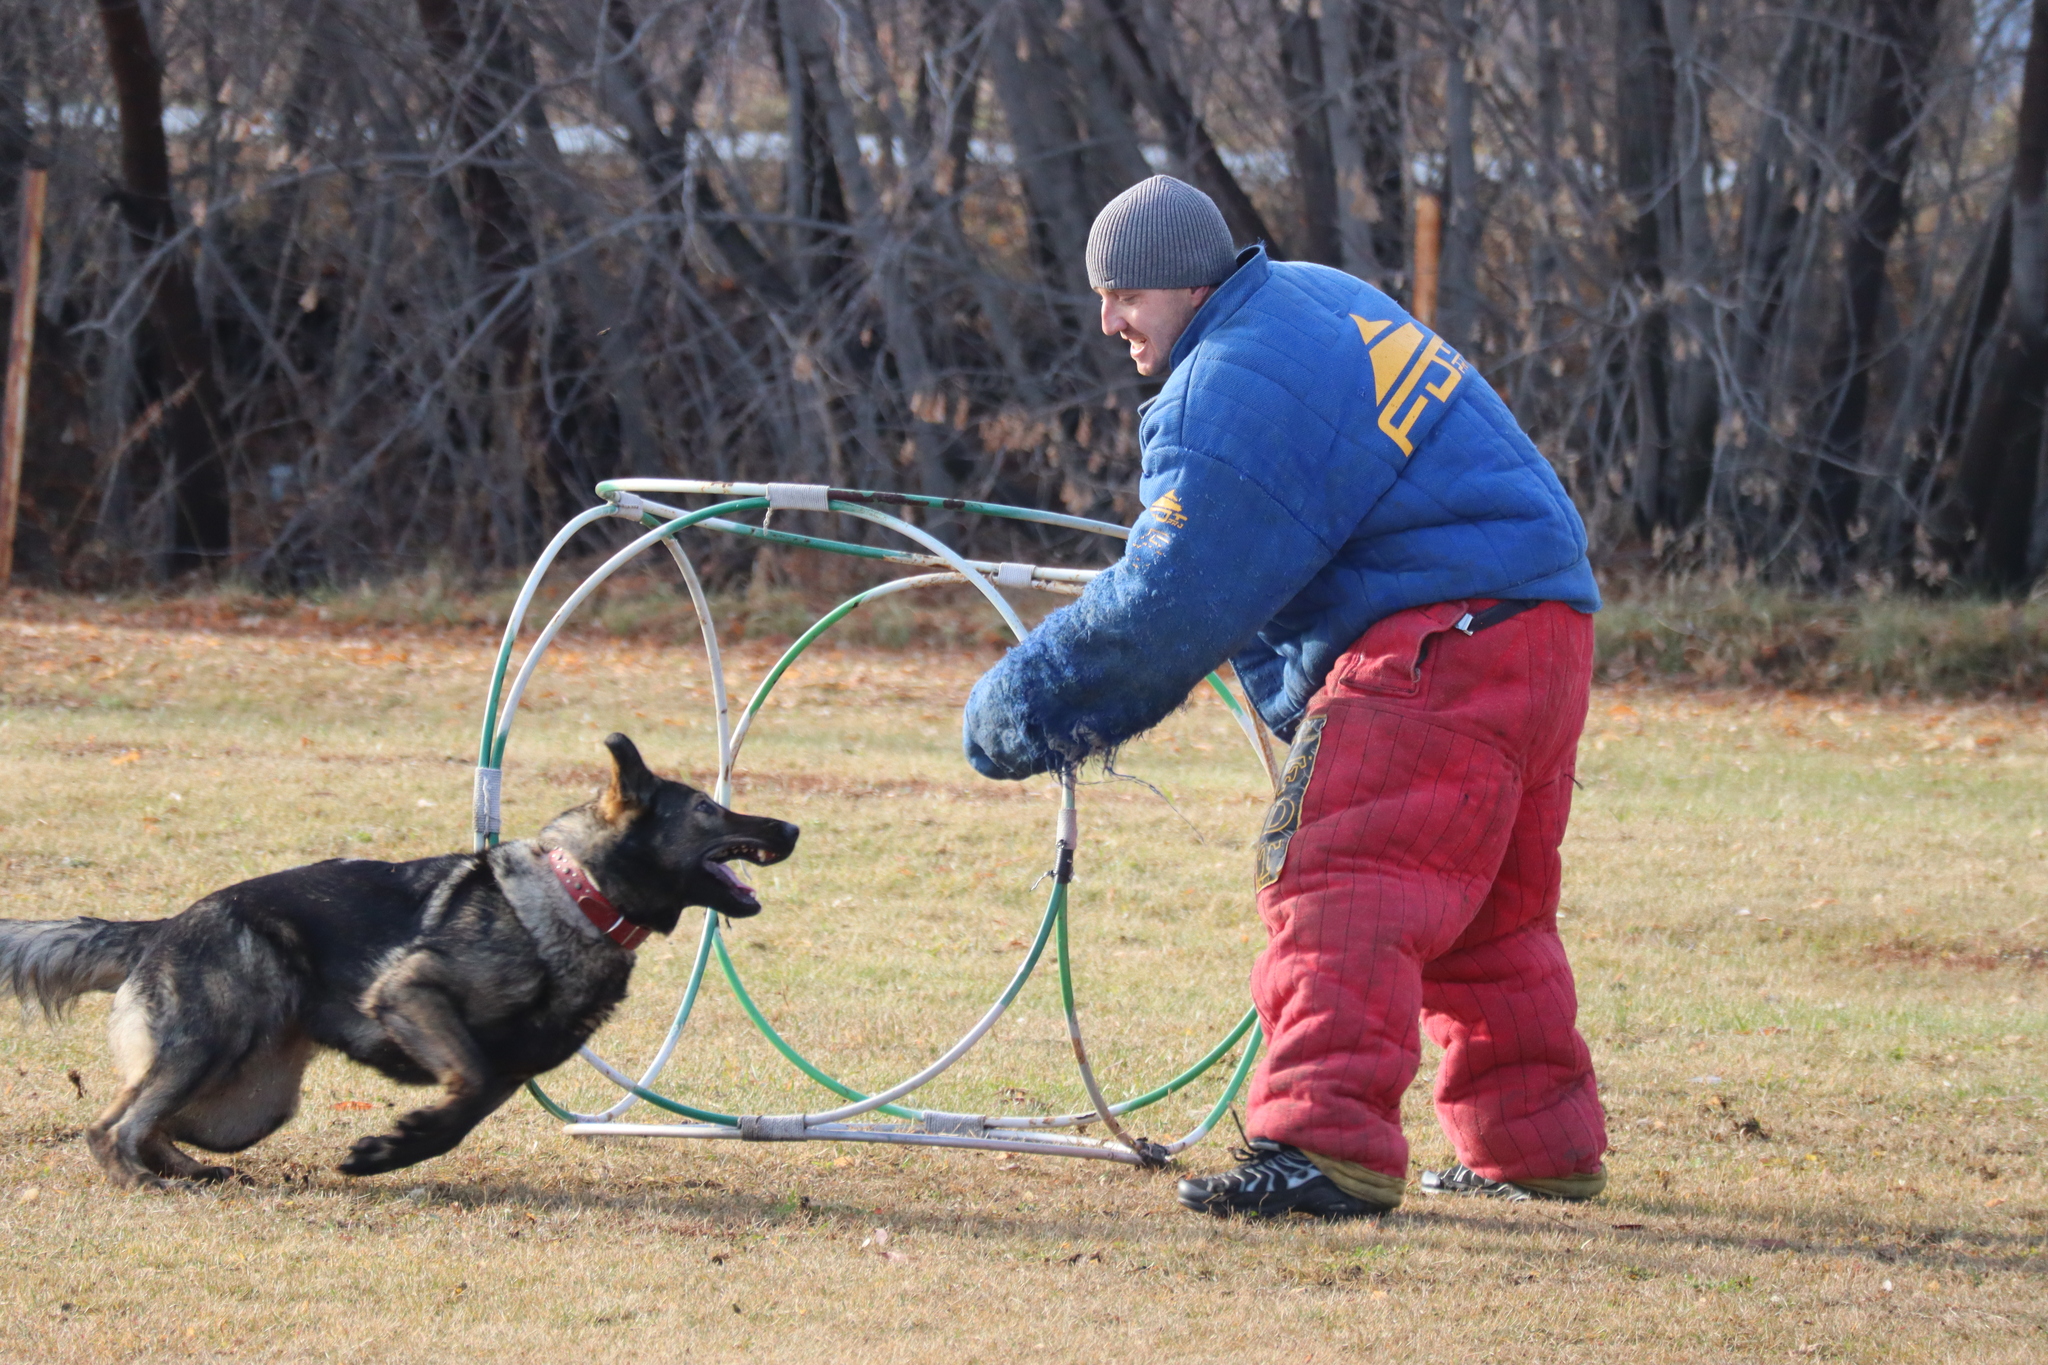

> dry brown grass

[{"left": 0, "top": 601, "right": 2043, "bottom": 1363}]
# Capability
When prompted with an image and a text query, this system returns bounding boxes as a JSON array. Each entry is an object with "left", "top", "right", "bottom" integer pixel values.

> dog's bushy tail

[{"left": 0, "top": 918, "right": 162, "bottom": 1017}]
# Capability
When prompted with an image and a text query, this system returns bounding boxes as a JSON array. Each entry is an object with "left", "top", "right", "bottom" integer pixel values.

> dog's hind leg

[
  {"left": 339, "top": 971, "right": 518, "bottom": 1176},
  {"left": 84, "top": 1083, "right": 145, "bottom": 1185},
  {"left": 88, "top": 977, "right": 277, "bottom": 1187},
  {"left": 85, "top": 1053, "right": 238, "bottom": 1187}
]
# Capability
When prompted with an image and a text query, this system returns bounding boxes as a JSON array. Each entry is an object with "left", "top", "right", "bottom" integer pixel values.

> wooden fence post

[
  {"left": 1412, "top": 190, "right": 1442, "bottom": 327},
  {"left": 0, "top": 165, "right": 49, "bottom": 591}
]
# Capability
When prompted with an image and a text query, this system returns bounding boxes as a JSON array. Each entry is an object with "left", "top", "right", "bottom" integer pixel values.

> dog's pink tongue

[{"left": 708, "top": 860, "right": 759, "bottom": 902}]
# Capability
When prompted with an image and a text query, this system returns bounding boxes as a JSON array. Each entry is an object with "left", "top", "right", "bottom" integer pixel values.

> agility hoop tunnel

[{"left": 470, "top": 479, "right": 1274, "bottom": 1168}]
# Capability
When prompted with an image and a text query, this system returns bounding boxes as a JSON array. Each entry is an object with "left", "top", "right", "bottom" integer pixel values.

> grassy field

[{"left": 0, "top": 592, "right": 2043, "bottom": 1362}]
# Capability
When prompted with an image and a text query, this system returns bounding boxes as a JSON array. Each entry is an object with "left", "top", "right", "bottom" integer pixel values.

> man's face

[{"left": 1097, "top": 285, "right": 1215, "bottom": 377}]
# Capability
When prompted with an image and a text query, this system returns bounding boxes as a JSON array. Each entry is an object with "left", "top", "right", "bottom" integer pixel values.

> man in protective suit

[{"left": 962, "top": 176, "right": 1609, "bottom": 1218}]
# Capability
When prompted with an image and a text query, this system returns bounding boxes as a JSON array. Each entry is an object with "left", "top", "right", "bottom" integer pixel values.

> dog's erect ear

[{"left": 599, "top": 732, "right": 660, "bottom": 821}]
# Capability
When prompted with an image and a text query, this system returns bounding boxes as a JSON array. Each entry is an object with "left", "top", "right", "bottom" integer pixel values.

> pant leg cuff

[
  {"left": 1511, "top": 1166, "right": 1608, "bottom": 1201},
  {"left": 1301, "top": 1150, "right": 1406, "bottom": 1208}
]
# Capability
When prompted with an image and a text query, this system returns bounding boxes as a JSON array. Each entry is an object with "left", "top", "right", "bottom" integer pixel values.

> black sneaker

[
  {"left": 1419, "top": 1162, "right": 1606, "bottom": 1202},
  {"left": 1176, "top": 1140, "right": 1394, "bottom": 1219}
]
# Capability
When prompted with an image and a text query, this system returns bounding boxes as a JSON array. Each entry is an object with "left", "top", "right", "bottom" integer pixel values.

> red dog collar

[{"left": 546, "top": 848, "right": 648, "bottom": 950}]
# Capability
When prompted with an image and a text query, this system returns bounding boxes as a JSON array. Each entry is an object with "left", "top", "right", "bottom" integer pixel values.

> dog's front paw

[{"left": 338, "top": 1132, "right": 413, "bottom": 1176}]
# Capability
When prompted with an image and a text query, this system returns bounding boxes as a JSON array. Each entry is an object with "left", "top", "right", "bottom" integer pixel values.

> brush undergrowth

[
  {"left": 1597, "top": 587, "right": 2048, "bottom": 695},
  {"left": 11, "top": 572, "right": 2048, "bottom": 697}
]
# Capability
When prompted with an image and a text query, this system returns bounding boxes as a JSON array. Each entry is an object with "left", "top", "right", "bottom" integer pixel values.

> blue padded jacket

[{"left": 963, "top": 247, "right": 1600, "bottom": 779}]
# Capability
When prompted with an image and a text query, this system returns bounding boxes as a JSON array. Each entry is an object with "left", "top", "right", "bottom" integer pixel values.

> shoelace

[{"left": 1216, "top": 1143, "right": 1320, "bottom": 1191}]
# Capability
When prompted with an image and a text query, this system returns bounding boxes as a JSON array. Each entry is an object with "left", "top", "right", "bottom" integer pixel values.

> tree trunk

[
  {"left": 413, "top": 0, "right": 550, "bottom": 559},
  {"left": 913, "top": 0, "right": 985, "bottom": 205},
  {"left": 1658, "top": 0, "right": 1718, "bottom": 533},
  {"left": 985, "top": 7, "right": 1090, "bottom": 291},
  {"left": 1438, "top": 0, "right": 1481, "bottom": 349},
  {"left": 586, "top": 0, "right": 794, "bottom": 307},
  {"left": 1954, "top": 0, "right": 2048, "bottom": 589},
  {"left": 1521, "top": 0, "right": 1564, "bottom": 374},
  {"left": 414, "top": 0, "right": 539, "bottom": 347},
  {"left": 782, "top": 0, "right": 962, "bottom": 515},
  {"left": 1612, "top": 0, "right": 1677, "bottom": 537},
  {"left": 1279, "top": 0, "right": 1406, "bottom": 285},
  {"left": 96, "top": 0, "right": 232, "bottom": 576},
  {"left": 1809, "top": 0, "right": 1941, "bottom": 571},
  {"left": 1, "top": 21, "right": 32, "bottom": 245},
  {"left": 765, "top": 0, "right": 853, "bottom": 293},
  {"left": 1085, "top": 0, "right": 1283, "bottom": 254},
  {"left": 1351, "top": 0, "right": 1409, "bottom": 289},
  {"left": 1276, "top": 2, "right": 1341, "bottom": 266}
]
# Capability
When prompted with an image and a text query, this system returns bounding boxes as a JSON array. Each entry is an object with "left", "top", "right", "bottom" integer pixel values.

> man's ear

[{"left": 599, "top": 732, "right": 660, "bottom": 822}]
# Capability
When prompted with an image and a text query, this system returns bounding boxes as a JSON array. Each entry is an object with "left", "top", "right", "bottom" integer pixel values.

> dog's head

[{"left": 542, "top": 733, "right": 799, "bottom": 933}]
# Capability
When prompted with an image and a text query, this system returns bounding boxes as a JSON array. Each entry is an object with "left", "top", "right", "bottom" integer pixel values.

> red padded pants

[{"left": 1245, "top": 599, "right": 1605, "bottom": 1183}]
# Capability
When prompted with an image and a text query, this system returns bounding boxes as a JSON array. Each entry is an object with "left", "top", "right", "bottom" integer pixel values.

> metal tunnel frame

[{"left": 472, "top": 479, "right": 1275, "bottom": 1168}]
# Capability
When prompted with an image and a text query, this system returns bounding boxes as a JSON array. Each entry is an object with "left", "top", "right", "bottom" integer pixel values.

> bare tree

[
  {"left": 96, "top": 0, "right": 231, "bottom": 575},
  {"left": 0, "top": 0, "right": 2028, "bottom": 594},
  {"left": 1951, "top": 0, "right": 2048, "bottom": 590},
  {"left": 1807, "top": 0, "right": 1942, "bottom": 575}
]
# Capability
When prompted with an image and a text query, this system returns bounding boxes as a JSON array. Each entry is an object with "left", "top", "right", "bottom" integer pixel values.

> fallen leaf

[{"left": 110, "top": 750, "right": 141, "bottom": 765}]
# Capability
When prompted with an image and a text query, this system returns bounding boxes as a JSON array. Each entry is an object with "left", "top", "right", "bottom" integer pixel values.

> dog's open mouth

[
  {"left": 702, "top": 839, "right": 781, "bottom": 912},
  {"left": 702, "top": 858, "right": 758, "bottom": 911}
]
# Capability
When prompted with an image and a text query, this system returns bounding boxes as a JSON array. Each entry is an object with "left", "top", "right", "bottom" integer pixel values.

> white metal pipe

[
  {"left": 646, "top": 504, "right": 1105, "bottom": 586},
  {"left": 564, "top": 1122, "right": 1146, "bottom": 1163},
  {"left": 832, "top": 502, "right": 1029, "bottom": 640},
  {"left": 790, "top": 943, "right": 1044, "bottom": 1126},
  {"left": 566, "top": 910, "right": 720, "bottom": 1122},
  {"left": 492, "top": 516, "right": 713, "bottom": 758},
  {"left": 602, "top": 478, "right": 1130, "bottom": 540},
  {"left": 657, "top": 537, "right": 736, "bottom": 800}
]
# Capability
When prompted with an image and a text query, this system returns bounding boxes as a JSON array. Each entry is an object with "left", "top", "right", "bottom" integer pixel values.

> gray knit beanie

[{"left": 1085, "top": 176, "right": 1238, "bottom": 290}]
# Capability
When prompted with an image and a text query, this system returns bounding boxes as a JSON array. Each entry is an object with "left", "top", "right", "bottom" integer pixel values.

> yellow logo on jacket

[
  {"left": 1350, "top": 314, "right": 1470, "bottom": 456},
  {"left": 1147, "top": 489, "right": 1189, "bottom": 528}
]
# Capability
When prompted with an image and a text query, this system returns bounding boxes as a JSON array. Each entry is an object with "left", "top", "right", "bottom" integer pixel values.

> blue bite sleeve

[{"left": 962, "top": 449, "right": 1334, "bottom": 780}]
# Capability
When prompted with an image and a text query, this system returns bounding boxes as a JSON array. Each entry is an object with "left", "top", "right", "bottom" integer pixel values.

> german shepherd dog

[{"left": 0, "top": 734, "right": 796, "bottom": 1188}]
